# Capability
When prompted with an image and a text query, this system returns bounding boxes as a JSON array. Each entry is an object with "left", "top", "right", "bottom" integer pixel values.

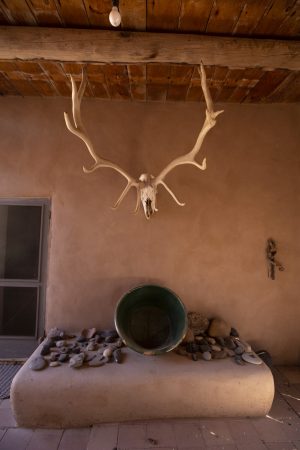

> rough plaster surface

[
  {"left": 11, "top": 345, "right": 274, "bottom": 427},
  {"left": 0, "top": 97, "right": 299, "bottom": 364}
]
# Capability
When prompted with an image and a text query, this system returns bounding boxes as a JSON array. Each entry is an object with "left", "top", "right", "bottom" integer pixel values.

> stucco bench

[{"left": 11, "top": 344, "right": 274, "bottom": 428}]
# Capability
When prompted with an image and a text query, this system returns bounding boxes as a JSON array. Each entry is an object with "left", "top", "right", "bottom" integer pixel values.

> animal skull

[
  {"left": 139, "top": 174, "right": 157, "bottom": 219},
  {"left": 64, "top": 62, "right": 223, "bottom": 219}
]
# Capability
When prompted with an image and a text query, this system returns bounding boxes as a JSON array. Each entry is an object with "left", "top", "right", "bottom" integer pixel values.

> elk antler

[
  {"left": 153, "top": 61, "right": 224, "bottom": 207},
  {"left": 64, "top": 69, "right": 139, "bottom": 212}
]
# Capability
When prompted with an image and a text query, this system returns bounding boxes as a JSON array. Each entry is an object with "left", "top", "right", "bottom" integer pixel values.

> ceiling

[{"left": 0, "top": 0, "right": 299, "bottom": 103}]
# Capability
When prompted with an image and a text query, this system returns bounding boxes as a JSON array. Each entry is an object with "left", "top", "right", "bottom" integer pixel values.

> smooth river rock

[
  {"left": 242, "top": 352, "right": 262, "bottom": 365},
  {"left": 212, "top": 350, "right": 227, "bottom": 359},
  {"left": 234, "top": 345, "right": 244, "bottom": 355},
  {"left": 208, "top": 318, "right": 231, "bottom": 338},
  {"left": 56, "top": 340, "right": 66, "bottom": 348},
  {"left": 239, "top": 339, "right": 252, "bottom": 353},
  {"left": 211, "top": 345, "right": 222, "bottom": 352},
  {"left": 88, "top": 356, "right": 108, "bottom": 367},
  {"left": 49, "top": 361, "right": 61, "bottom": 367},
  {"left": 58, "top": 353, "right": 69, "bottom": 363},
  {"left": 224, "top": 337, "right": 236, "bottom": 350},
  {"left": 103, "top": 347, "right": 113, "bottom": 358},
  {"left": 69, "top": 353, "right": 85, "bottom": 368},
  {"left": 202, "top": 351, "right": 212, "bottom": 361},
  {"left": 224, "top": 348, "right": 235, "bottom": 357},
  {"left": 40, "top": 344, "right": 51, "bottom": 356},
  {"left": 100, "top": 330, "right": 119, "bottom": 339},
  {"left": 29, "top": 357, "right": 47, "bottom": 371},
  {"left": 113, "top": 349, "right": 122, "bottom": 363}
]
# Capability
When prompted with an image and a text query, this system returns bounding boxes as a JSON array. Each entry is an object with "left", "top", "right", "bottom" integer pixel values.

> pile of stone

[
  {"left": 30, "top": 327, "right": 124, "bottom": 371},
  {"left": 175, "top": 312, "right": 262, "bottom": 366}
]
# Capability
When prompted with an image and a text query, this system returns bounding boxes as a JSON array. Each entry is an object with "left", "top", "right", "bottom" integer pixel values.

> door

[{"left": 0, "top": 199, "right": 50, "bottom": 358}]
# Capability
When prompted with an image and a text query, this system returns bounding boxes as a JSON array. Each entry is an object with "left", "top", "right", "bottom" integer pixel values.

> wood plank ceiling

[{"left": 0, "top": 0, "right": 299, "bottom": 103}]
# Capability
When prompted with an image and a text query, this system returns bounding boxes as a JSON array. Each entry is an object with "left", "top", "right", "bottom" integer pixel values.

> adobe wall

[{"left": 0, "top": 96, "right": 299, "bottom": 364}]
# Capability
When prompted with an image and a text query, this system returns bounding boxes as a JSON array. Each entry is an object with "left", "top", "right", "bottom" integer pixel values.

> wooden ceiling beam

[{"left": 0, "top": 26, "right": 299, "bottom": 70}]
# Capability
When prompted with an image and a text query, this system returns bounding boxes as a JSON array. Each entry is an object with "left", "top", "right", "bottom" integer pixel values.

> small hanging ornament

[{"left": 266, "top": 238, "right": 285, "bottom": 280}]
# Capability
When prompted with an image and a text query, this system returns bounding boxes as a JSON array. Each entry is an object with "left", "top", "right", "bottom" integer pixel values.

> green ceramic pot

[{"left": 114, "top": 284, "right": 188, "bottom": 355}]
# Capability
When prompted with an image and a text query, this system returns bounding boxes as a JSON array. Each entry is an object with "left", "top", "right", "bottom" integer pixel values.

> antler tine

[
  {"left": 199, "top": 60, "right": 213, "bottom": 115},
  {"left": 153, "top": 61, "right": 223, "bottom": 206},
  {"left": 112, "top": 180, "right": 140, "bottom": 213},
  {"left": 64, "top": 68, "right": 139, "bottom": 211},
  {"left": 71, "top": 67, "right": 87, "bottom": 129},
  {"left": 159, "top": 180, "right": 185, "bottom": 207}
]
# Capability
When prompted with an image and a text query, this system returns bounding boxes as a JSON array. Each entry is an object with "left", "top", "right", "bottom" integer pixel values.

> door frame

[{"left": 0, "top": 198, "right": 50, "bottom": 358}]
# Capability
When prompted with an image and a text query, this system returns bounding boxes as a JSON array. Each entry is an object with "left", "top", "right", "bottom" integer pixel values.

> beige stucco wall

[{"left": 0, "top": 96, "right": 299, "bottom": 364}]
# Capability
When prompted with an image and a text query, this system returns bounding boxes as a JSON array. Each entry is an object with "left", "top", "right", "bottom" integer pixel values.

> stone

[
  {"left": 94, "top": 334, "right": 102, "bottom": 343},
  {"left": 211, "top": 345, "right": 222, "bottom": 352},
  {"left": 49, "top": 361, "right": 61, "bottom": 367},
  {"left": 239, "top": 339, "right": 252, "bottom": 353},
  {"left": 56, "top": 340, "right": 66, "bottom": 348},
  {"left": 187, "top": 312, "right": 209, "bottom": 335},
  {"left": 182, "top": 328, "right": 194, "bottom": 343},
  {"left": 234, "top": 355, "right": 245, "bottom": 365},
  {"left": 72, "top": 346, "right": 81, "bottom": 354},
  {"left": 47, "top": 327, "right": 65, "bottom": 340},
  {"left": 103, "top": 347, "right": 113, "bottom": 358},
  {"left": 202, "top": 351, "right": 212, "bottom": 361},
  {"left": 81, "top": 328, "right": 97, "bottom": 339},
  {"left": 224, "top": 348, "right": 235, "bottom": 357},
  {"left": 207, "top": 337, "right": 216, "bottom": 345},
  {"left": 242, "top": 352, "right": 263, "bottom": 365},
  {"left": 215, "top": 337, "right": 226, "bottom": 347},
  {"left": 68, "top": 343, "right": 77, "bottom": 351},
  {"left": 87, "top": 342, "right": 97, "bottom": 351},
  {"left": 59, "top": 346, "right": 69, "bottom": 354},
  {"left": 84, "top": 351, "right": 97, "bottom": 362},
  {"left": 212, "top": 350, "right": 227, "bottom": 359},
  {"left": 104, "top": 335, "right": 117, "bottom": 343},
  {"left": 230, "top": 327, "right": 239, "bottom": 337},
  {"left": 29, "top": 357, "right": 47, "bottom": 371},
  {"left": 88, "top": 359, "right": 101, "bottom": 367},
  {"left": 69, "top": 353, "right": 85, "bottom": 368},
  {"left": 58, "top": 353, "right": 69, "bottom": 363},
  {"left": 50, "top": 347, "right": 59, "bottom": 352},
  {"left": 113, "top": 349, "right": 122, "bottom": 363},
  {"left": 192, "top": 353, "right": 198, "bottom": 361},
  {"left": 40, "top": 344, "right": 51, "bottom": 356},
  {"left": 50, "top": 352, "right": 59, "bottom": 362},
  {"left": 234, "top": 345, "right": 244, "bottom": 355},
  {"left": 76, "top": 336, "right": 87, "bottom": 343},
  {"left": 186, "top": 342, "right": 198, "bottom": 354},
  {"left": 88, "top": 356, "right": 108, "bottom": 367},
  {"left": 208, "top": 318, "right": 231, "bottom": 338},
  {"left": 224, "top": 337, "right": 236, "bottom": 350},
  {"left": 199, "top": 344, "right": 210, "bottom": 353},
  {"left": 100, "top": 330, "right": 118, "bottom": 339},
  {"left": 115, "top": 339, "right": 123, "bottom": 348},
  {"left": 43, "top": 337, "right": 54, "bottom": 347},
  {"left": 195, "top": 336, "right": 204, "bottom": 343}
]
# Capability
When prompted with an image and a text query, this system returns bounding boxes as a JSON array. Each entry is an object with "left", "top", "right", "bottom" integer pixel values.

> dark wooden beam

[{"left": 0, "top": 26, "right": 299, "bottom": 70}]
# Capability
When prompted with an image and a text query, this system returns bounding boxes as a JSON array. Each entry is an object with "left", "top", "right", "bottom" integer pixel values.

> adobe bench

[{"left": 11, "top": 344, "right": 274, "bottom": 428}]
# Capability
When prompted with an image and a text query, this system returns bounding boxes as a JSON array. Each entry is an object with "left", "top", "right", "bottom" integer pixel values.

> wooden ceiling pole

[{"left": 0, "top": 26, "right": 299, "bottom": 71}]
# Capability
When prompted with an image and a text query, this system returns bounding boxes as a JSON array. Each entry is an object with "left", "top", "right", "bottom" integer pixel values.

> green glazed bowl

[{"left": 114, "top": 284, "right": 188, "bottom": 355}]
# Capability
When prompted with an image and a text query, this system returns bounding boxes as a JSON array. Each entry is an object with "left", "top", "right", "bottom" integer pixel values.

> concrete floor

[{"left": 0, "top": 366, "right": 299, "bottom": 450}]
